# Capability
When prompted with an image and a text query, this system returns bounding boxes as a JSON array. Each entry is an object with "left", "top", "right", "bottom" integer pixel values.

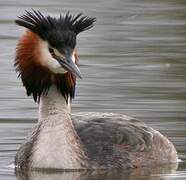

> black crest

[
  {"left": 15, "top": 10, "right": 96, "bottom": 48},
  {"left": 15, "top": 10, "right": 95, "bottom": 103}
]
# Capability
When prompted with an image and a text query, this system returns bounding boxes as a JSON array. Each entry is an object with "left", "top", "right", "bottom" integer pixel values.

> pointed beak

[{"left": 56, "top": 55, "right": 82, "bottom": 79}]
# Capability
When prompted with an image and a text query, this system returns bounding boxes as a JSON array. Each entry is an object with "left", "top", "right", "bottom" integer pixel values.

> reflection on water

[
  {"left": 15, "top": 163, "right": 178, "bottom": 180},
  {"left": 0, "top": 0, "right": 186, "bottom": 179}
]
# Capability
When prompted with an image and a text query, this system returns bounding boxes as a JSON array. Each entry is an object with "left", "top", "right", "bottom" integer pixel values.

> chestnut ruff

[{"left": 14, "top": 11, "right": 95, "bottom": 102}]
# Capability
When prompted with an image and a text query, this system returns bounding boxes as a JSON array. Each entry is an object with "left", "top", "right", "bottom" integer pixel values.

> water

[{"left": 0, "top": 0, "right": 186, "bottom": 179}]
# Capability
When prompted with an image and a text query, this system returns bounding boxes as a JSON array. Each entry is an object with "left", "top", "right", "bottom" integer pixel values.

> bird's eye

[{"left": 48, "top": 47, "right": 54, "bottom": 55}]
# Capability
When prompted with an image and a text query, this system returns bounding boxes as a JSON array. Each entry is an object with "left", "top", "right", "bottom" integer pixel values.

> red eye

[{"left": 48, "top": 47, "right": 54, "bottom": 54}]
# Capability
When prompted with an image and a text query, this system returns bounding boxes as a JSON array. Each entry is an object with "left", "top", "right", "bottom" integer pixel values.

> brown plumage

[
  {"left": 14, "top": 10, "right": 178, "bottom": 171},
  {"left": 15, "top": 31, "right": 77, "bottom": 102}
]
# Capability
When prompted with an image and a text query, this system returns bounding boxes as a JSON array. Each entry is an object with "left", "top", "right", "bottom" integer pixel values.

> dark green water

[{"left": 0, "top": 0, "right": 186, "bottom": 179}]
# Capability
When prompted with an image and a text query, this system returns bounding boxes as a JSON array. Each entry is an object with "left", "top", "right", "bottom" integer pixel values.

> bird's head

[{"left": 15, "top": 10, "right": 95, "bottom": 102}]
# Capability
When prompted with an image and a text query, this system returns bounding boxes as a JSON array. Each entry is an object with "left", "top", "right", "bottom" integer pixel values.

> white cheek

[
  {"left": 72, "top": 53, "right": 76, "bottom": 63},
  {"left": 47, "top": 58, "right": 67, "bottom": 74},
  {"left": 39, "top": 41, "right": 67, "bottom": 74}
]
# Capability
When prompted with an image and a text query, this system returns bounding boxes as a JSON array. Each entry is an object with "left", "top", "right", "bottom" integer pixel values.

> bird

[{"left": 14, "top": 10, "right": 177, "bottom": 171}]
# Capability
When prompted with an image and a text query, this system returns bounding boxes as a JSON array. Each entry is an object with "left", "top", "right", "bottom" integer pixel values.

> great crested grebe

[{"left": 14, "top": 10, "right": 177, "bottom": 170}]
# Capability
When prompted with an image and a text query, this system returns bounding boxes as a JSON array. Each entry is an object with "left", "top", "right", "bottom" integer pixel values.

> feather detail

[
  {"left": 15, "top": 10, "right": 96, "bottom": 48},
  {"left": 15, "top": 31, "right": 76, "bottom": 103}
]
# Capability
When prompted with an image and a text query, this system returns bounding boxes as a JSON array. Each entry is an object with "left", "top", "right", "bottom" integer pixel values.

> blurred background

[{"left": 0, "top": 0, "right": 186, "bottom": 179}]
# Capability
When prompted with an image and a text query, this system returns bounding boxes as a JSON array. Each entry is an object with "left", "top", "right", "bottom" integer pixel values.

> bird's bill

[{"left": 57, "top": 55, "right": 82, "bottom": 79}]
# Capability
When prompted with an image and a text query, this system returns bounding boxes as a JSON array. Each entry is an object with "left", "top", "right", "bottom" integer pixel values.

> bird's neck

[
  {"left": 31, "top": 85, "right": 87, "bottom": 169},
  {"left": 38, "top": 85, "right": 71, "bottom": 122}
]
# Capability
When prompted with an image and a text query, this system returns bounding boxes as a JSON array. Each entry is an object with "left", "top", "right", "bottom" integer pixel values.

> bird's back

[
  {"left": 72, "top": 112, "right": 177, "bottom": 169},
  {"left": 15, "top": 112, "right": 177, "bottom": 170}
]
